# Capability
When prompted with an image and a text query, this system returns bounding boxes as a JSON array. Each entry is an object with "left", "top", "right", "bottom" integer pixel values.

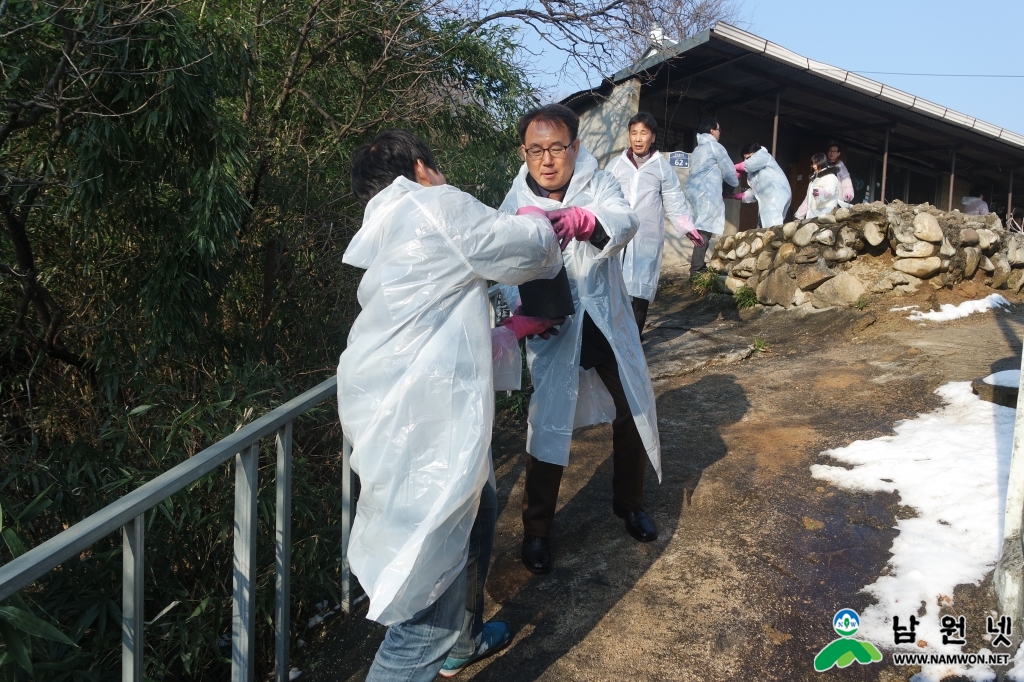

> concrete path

[{"left": 301, "top": 273, "right": 1024, "bottom": 682}]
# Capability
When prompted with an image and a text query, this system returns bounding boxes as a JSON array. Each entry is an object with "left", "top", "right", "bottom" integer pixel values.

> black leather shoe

[
  {"left": 613, "top": 504, "right": 658, "bottom": 542},
  {"left": 521, "top": 534, "right": 552, "bottom": 574}
]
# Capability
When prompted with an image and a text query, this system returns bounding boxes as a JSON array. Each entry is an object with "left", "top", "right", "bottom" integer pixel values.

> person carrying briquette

[
  {"left": 338, "top": 129, "right": 566, "bottom": 681},
  {"left": 498, "top": 103, "right": 662, "bottom": 575},
  {"left": 795, "top": 152, "right": 844, "bottom": 220},
  {"left": 607, "top": 111, "right": 701, "bottom": 334},
  {"left": 731, "top": 142, "right": 793, "bottom": 228},
  {"left": 827, "top": 142, "right": 855, "bottom": 203},
  {"left": 685, "top": 118, "right": 740, "bottom": 274}
]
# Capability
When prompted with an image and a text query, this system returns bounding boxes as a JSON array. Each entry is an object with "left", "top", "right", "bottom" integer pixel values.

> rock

[
  {"left": 893, "top": 221, "right": 919, "bottom": 245},
  {"left": 756, "top": 250, "right": 774, "bottom": 271},
  {"left": 838, "top": 226, "right": 859, "bottom": 247},
  {"left": 960, "top": 228, "right": 979, "bottom": 246},
  {"left": 1008, "top": 235, "right": 1024, "bottom": 265},
  {"left": 811, "top": 273, "right": 866, "bottom": 309},
  {"left": 750, "top": 237, "right": 764, "bottom": 254},
  {"left": 1009, "top": 269, "right": 1024, "bottom": 294},
  {"left": 793, "top": 246, "right": 822, "bottom": 264},
  {"left": 940, "top": 259, "right": 950, "bottom": 273},
  {"left": 758, "top": 267, "right": 798, "bottom": 308},
  {"left": 978, "top": 229, "right": 1000, "bottom": 251},
  {"left": 868, "top": 275, "right": 895, "bottom": 293},
  {"left": 732, "top": 257, "right": 757, "bottom": 277},
  {"left": 723, "top": 276, "right": 747, "bottom": 293},
  {"left": 722, "top": 235, "right": 735, "bottom": 251},
  {"left": 726, "top": 249, "right": 737, "bottom": 260},
  {"left": 774, "top": 243, "right": 796, "bottom": 266},
  {"left": 912, "top": 213, "right": 944, "bottom": 242},
  {"left": 992, "top": 254, "right": 1011, "bottom": 289},
  {"left": 793, "top": 261, "right": 834, "bottom": 291},
  {"left": 735, "top": 241, "right": 751, "bottom": 258},
  {"left": 963, "top": 248, "right": 980, "bottom": 278},
  {"left": 817, "top": 214, "right": 837, "bottom": 225},
  {"left": 708, "top": 258, "right": 725, "bottom": 272},
  {"left": 747, "top": 271, "right": 761, "bottom": 292},
  {"left": 892, "top": 256, "right": 942, "bottom": 279},
  {"left": 771, "top": 240, "right": 785, "bottom": 249},
  {"left": 793, "top": 288, "right": 809, "bottom": 306},
  {"left": 793, "top": 223, "right": 818, "bottom": 247},
  {"left": 782, "top": 221, "right": 800, "bottom": 239},
  {"left": 835, "top": 207, "right": 851, "bottom": 221},
  {"left": 862, "top": 222, "right": 886, "bottom": 247},
  {"left": 895, "top": 241, "right": 936, "bottom": 258},
  {"left": 981, "top": 256, "right": 995, "bottom": 273},
  {"left": 823, "top": 246, "right": 856, "bottom": 263},
  {"left": 940, "top": 237, "right": 957, "bottom": 258},
  {"left": 814, "top": 229, "right": 835, "bottom": 246}
]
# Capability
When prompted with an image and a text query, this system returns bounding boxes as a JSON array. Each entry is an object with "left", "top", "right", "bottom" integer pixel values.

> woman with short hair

[{"left": 795, "top": 153, "right": 843, "bottom": 219}]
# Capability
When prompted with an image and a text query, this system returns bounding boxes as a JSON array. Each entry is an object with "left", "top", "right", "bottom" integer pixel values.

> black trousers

[
  {"left": 630, "top": 297, "right": 650, "bottom": 335},
  {"left": 689, "top": 230, "right": 714, "bottom": 273},
  {"left": 522, "top": 357, "right": 648, "bottom": 537}
]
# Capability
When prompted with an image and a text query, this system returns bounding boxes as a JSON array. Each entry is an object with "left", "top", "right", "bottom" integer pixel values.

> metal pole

[
  {"left": 771, "top": 94, "right": 780, "bottom": 157},
  {"left": 995, "top": 341, "right": 1024, "bottom": 623},
  {"left": 880, "top": 129, "right": 890, "bottom": 203},
  {"left": 1009, "top": 170, "right": 1015, "bottom": 225},
  {"left": 122, "top": 514, "right": 145, "bottom": 682},
  {"left": 274, "top": 423, "right": 293, "bottom": 682},
  {"left": 341, "top": 439, "right": 355, "bottom": 614},
  {"left": 948, "top": 149, "right": 957, "bottom": 212},
  {"left": 232, "top": 443, "right": 259, "bottom": 682},
  {"left": 868, "top": 158, "right": 877, "bottom": 203}
]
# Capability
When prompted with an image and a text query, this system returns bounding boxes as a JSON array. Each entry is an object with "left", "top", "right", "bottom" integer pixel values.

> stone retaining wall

[{"left": 709, "top": 201, "right": 1016, "bottom": 308}]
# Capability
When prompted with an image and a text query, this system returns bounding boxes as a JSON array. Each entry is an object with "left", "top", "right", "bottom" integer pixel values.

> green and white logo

[{"left": 814, "top": 609, "right": 883, "bottom": 672}]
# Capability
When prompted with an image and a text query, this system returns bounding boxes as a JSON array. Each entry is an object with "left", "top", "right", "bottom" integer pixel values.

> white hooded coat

[
  {"left": 607, "top": 149, "right": 694, "bottom": 301},
  {"left": 739, "top": 147, "right": 792, "bottom": 228},
  {"left": 963, "top": 196, "right": 990, "bottom": 215},
  {"left": 795, "top": 170, "right": 846, "bottom": 219},
  {"left": 338, "top": 176, "right": 562, "bottom": 625},
  {"left": 685, "top": 133, "right": 740, "bottom": 235},
  {"left": 499, "top": 145, "right": 661, "bottom": 477}
]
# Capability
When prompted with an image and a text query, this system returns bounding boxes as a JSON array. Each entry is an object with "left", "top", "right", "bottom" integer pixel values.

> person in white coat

[
  {"left": 731, "top": 143, "right": 792, "bottom": 228},
  {"left": 963, "top": 188, "right": 991, "bottom": 215},
  {"left": 607, "top": 111, "right": 700, "bottom": 334},
  {"left": 827, "top": 143, "right": 855, "bottom": 203},
  {"left": 795, "top": 153, "right": 844, "bottom": 219},
  {"left": 339, "top": 129, "right": 564, "bottom": 681},
  {"left": 498, "top": 103, "right": 661, "bottom": 575},
  {"left": 685, "top": 118, "right": 740, "bottom": 273}
]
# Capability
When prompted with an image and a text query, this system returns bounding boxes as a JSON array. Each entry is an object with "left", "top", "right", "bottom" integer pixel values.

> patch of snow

[
  {"left": 289, "top": 667, "right": 302, "bottom": 680},
  {"left": 907, "top": 294, "right": 1010, "bottom": 322},
  {"left": 811, "top": 382, "right": 1015, "bottom": 682},
  {"left": 983, "top": 370, "right": 1020, "bottom": 389},
  {"left": 307, "top": 614, "right": 324, "bottom": 629},
  {"left": 891, "top": 305, "right": 920, "bottom": 312}
]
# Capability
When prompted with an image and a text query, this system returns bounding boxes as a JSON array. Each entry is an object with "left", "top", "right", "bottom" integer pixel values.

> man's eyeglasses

[{"left": 523, "top": 143, "right": 571, "bottom": 160}]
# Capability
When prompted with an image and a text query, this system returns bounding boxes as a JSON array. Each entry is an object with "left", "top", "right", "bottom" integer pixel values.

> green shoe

[{"left": 438, "top": 622, "right": 511, "bottom": 677}]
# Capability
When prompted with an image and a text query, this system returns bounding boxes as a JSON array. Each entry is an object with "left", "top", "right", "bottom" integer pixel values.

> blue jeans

[
  {"left": 450, "top": 482, "right": 497, "bottom": 659},
  {"left": 365, "top": 482, "right": 497, "bottom": 681}
]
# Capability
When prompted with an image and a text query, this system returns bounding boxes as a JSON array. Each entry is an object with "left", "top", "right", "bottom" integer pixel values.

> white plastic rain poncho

[
  {"left": 607, "top": 149, "right": 694, "bottom": 302},
  {"left": 499, "top": 145, "right": 662, "bottom": 477},
  {"left": 795, "top": 168, "right": 846, "bottom": 219},
  {"left": 685, "top": 133, "right": 740, "bottom": 235},
  {"left": 338, "top": 176, "right": 562, "bottom": 625},
  {"left": 739, "top": 147, "right": 792, "bottom": 228},
  {"left": 832, "top": 160, "right": 854, "bottom": 202},
  {"left": 963, "top": 196, "right": 990, "bottom": 215}
]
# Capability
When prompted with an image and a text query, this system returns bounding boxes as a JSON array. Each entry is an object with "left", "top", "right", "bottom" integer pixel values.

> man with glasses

[
  {"left": 499, "top": 104, "right": 663, "bottom": 575},
  {"left": 685, "top": 118, "right": 740, "bottom": 274}
]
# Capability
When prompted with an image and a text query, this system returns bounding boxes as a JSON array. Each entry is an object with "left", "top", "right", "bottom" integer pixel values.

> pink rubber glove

[
  {"left": 734, "top": 161, "right": 746, "bottom": 173},
  {"left": 843, "top": 192, "right": 854, "bottom": 202},
  {"left": 502, "top": 313, "right": 565, "bottom": 340},
  {"left": 547, "top": 207, "right": 596, "bottom": 249},
  {"left": 812, "top": 189, "right": 820, "bottom": 198},
  {"left": 730, "top": 192, "right": 745, "bottom": 200},
  {"left": 674, "top": 215, "right": 704, "bottom": 246},
  {"left": 516, "top": 205, "right": 548, "bottom": 218}
]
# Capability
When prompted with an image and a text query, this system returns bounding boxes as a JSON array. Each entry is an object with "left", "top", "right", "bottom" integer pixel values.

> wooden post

[
  {"left": 880, "top": 129, "right": 890, "bottom": 203},
  {"left": 1009, "top": 170, "right": 1015, "bottom": 225},
  {"left": 771, "top": 94, "right": 780, "bottom": 157},
  {"left": 947, "top": 149, "right": 957, "bottom": 212}
]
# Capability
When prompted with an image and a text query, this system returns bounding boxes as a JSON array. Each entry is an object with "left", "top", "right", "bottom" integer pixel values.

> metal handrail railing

[{"left": 0, "top": 376, "right": 355, "bottom": 682}]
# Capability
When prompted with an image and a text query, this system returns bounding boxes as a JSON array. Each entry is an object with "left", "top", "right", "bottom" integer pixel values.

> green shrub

[
  {"left": 734, "top": 286, "right": 758, "bottom": 309},
  {"left": 688, "top": 268, "right": 720, "bottom": 297}
]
